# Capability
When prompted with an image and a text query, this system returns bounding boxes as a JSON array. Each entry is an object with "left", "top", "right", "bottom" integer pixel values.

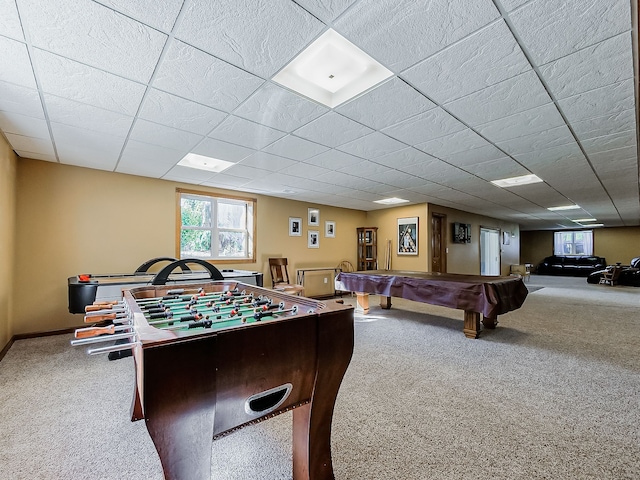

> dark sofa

[
  {"left": 536, "top": 255, "right": 607, "bottom": 276},
  {"left": 587, "top": 257, "right": 640, "bottom": 286}
]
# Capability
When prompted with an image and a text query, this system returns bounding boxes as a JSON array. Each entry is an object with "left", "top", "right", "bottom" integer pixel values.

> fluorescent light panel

[
  {"left": 273, "top": 29, "right": 393, "bottom": 108},
  {"left": 572, "top": 218, "right": 597, "bottom": 223},
  {"left": 374, "top": 197, "right": 409, "bottom": 205},
  {"left": 547, "top": 205, "right": 580, "bottom": 211},
  {"left": 491, "top": 174, "right": 543, "bottom": 188},
  {"left": 178, "top": 153, "right": 234, "bottom": 173}
]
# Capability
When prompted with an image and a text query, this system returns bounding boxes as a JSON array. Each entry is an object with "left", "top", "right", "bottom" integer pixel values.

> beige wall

[
  {"left": 13, "top": 158, "right": 366, "bottom": 335},
  {"left": 522, "top": 227, "right": 640, "bottom": 269},
  {"left": 366, "top": 204, "right": 429, "bottom": 271},
  {"left": 0, "top": 135, "right": 17, "bottom": 351},
  {"left": 429, "top": 204, "right": 521, "bottom": 276}
]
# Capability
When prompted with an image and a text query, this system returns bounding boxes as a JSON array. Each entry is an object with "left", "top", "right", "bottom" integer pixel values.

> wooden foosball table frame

[{"left": 121, "top": 281, "right": 354, "bottom": 480}]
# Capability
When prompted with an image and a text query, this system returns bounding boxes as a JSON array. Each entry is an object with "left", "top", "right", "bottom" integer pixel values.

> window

[
  {"left": 553, "top": 230, "right": 593, "bottom": 256},
  {"left": 177, "top": 189, "right": 255, "bottom": 262}
]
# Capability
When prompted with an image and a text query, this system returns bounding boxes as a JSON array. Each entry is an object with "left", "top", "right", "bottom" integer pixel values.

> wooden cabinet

[{"left": 357, "top": 227, "right": 378, "bottom": 271}]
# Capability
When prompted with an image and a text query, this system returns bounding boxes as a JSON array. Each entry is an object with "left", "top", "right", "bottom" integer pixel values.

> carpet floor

[{"left": 0, "top": 274, "right": 638, "bottom": 479}]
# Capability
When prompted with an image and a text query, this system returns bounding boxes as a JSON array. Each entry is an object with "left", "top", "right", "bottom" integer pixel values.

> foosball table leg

[{"left": 292, "top": 311, "right": 354, "bottom": 480}]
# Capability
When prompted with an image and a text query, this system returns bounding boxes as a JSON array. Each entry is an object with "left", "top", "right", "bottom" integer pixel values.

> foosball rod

[
  {"left": 143, "top": 298, "right": 274, "bottom": 320},
  {"left": 145, "top": 302, "right": 283, "bottom": 326},
  {"left": 83, "top": 289, "right": 241, "bottom": 312},
  {"left": 75, "top": 324, "right": 132, "bottom": 339},
  {"left": 139, "top": 293, "right": 257, "bottom": 314},
  {"left": 71, "top": 331, "right": 135, "bottom": 346}
]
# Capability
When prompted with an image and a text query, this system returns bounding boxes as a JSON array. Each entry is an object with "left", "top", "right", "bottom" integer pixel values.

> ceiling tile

[
  {"left": 234, "top": 83, "right": 328, "bottom": 132},
  {"left": 0, "top": 111, "right": 49, "bottom": 138},
  {"left": 116, "top": 140, "right": 183, "bottom": 177},
  {"left": 192, "top": 138, "right": 255, "bottom": 163},
  {"left": 582, "top": 130, "right": 637, "bottom": 157},
  {"left": 51, "top": 123, "right": 124, "bottom": 170},
  {"left": 33, "top": 49, "right": 146, "bottom": 116},
  {"left": 558, "top": 78, "right": 635, "bottom": 124},
  {"left": 373, "top": 148, "right": 438, "bottom": 169},
  {"left": 129, "top": 119, "right": 203, "bottom": 152},
  {"left": 294, "top": 112, "right": 373, "bottom": 148},
  {"left": 4, "top": 132, "right": 55, "bottom": 156},
  {"left": 509, "top": 0, "right": 630, "bottom": 65},
  {"left": 0, "top": 36, "right": 37, "bottom": 88},
  {"left": 381, "top": 107, "right": 467, "bottom": 145},
  {"left": 239, "top": 151, "right": 297, "bottom": 171},
  {"left": 293, "top": 0, "right": 358, "bottom": 22},
  {"left": 161, "top": 165, "right": 215, "bottom": 183},
  {"left": 0, "top": 81, "right": 44, "bottom": 118},
  {"left": 444, "top": 146, "right": 508, "bottom": 167},
  {"left": 339, "top": 160, "right": 390, "bottom": 178},
  {"left": 138, "top": 89, "right": 227, "bottom": 136},
  {"left": 262, "top": 134, "right": 329, "bottom": 161},
  {"left": 403, "top": 20, "right": 530, "bottom": 104},
  {"left": 200, "top": 173, "right": 252, "bottom": 189},
  {"left": 335, "top": 0, "right": 499, "bottom": 72},
  {"left": 153, "top": 40, "right": 264, "bottom": 112},
  {"left": 416, "top": 129, "right": 489, "bottom": 158},
  {"left": 539, "top": 33, "right": 633, "bottom": 100},
  {"left": 588, "top": 144, "right": 637, "bottom": 164},
  {"left": 14, "top": 150, "right": 56, "bottom": 162},
  {"left": 445, "top": 70, "right": 551, "bottom": 126},
  {"left": 208, "top": 116, "right": 286, "bottom": 150},
  {"left": 20, "top": 0, "right": 167, "bottom": 83},
  {"left": 461, "top": 157, "right": 530, "bottom": 181},
  {"left": 496, "top": 125, "right": 576, "bottom": 155},
  {"left": 500, "top": 0, "right": 529, "bottom": 11},
  {"left": 302, "top": 149, "right": 363, "bottom": 170},
  {"left": 175, "top": 0, "right": 324, "bottom": 78},
  {"left": 282, "top": 161, "right": 333, "bottom": 179},
  {"left": 0, "top": 0, "right": 23, "bottom": 40},
  {"left": 474, "top": 103, "right": 565, "bottom": 143},
  {"left": 44, "top": 94, "right": 134, "bottom": 137},
  {"left": 335, "top": 77, "right": 435, "bottom": 130},
  {"left": 223, "top": 163, "right": 273, "bottom": 181},
  {"left": 570, "top": 108, "right": 637, "bottom": 141},
  {"left": 336, "top": 132, "right": 406, "bottom": 159},
  {"left": 96, "top": 0, "right": 184, "bottom": 31}
]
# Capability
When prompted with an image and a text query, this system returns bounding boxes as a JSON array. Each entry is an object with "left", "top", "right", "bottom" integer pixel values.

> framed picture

[
  {"left": 308, "top": 208, "right": 319, "bottom": 226},
  {"left": 308, "top": 230, "right": 320, "bottom": 248},
  {"left": 503, "top": 231, "right": 511, "bottom": 245},
  {"left": 289, "top": 217, "right": 302, "bottom": 236},
  {"left": 398, "top": 217, "right": 418, "bottom": 255},
  {"left": 325, "top": 221, "right": 335, "bottom": 238},
  {"left": 452, "top": 222, "right": 471, "bottom": 244}
]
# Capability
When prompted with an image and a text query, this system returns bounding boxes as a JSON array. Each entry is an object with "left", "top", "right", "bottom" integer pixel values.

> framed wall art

[
  {"left": 397, "top": 217, "right": 418, "bottom": 255},
  {"left": 289, "top": 217, "right": 302, "bottom": 236},
  {"left": 325, "top": 221, "right": 335, "bottom": 238},
  {"left": 308, "top": 230, "right": 319, "bottom": 248},
  {"left": 308, "top": 208, "right": 319, "bottom": 226},
  {"left": 452, "top": 222, "right": 471, "bottom": 244}
]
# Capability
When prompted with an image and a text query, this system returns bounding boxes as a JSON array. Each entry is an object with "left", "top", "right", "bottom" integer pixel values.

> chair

[
  {"left": 268, "top": 258, "right": 304, "bottom": 296},
  {"left": 599, "top": 264, "right": 622, "bottom": 286},
  {"left": 509, "top": 264, "right": 531, "bottom": 282},
  {"left": 336, "top": 260, "right": 355, "bottom": 297}
]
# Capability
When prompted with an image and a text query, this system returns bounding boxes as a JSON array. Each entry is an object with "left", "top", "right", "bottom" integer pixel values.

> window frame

[
  {"left": 175, "top": 188, "right": 257, "bottom": 264},
  {"left": 553, "top": 230, "right": 593, "bottom": 256}
]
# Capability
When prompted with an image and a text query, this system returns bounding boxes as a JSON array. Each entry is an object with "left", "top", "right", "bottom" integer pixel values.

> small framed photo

[
  {"left": 325, "top": 221, "right": 335, "bottom": 238},
  {"left": 503, "top": 231, "right": 511, "bottom": 245},
  {"left": 289, "top": 217, "right": 302, "bottom": 237},
  {"left": 308, "top": 230, "right": 320, "bottom": 248},
  {"left": 308, "top": 208, "right": 319, "bottom": 226},
  {"left": 398, "top": 217, "right": 418, "bottom": 255}
]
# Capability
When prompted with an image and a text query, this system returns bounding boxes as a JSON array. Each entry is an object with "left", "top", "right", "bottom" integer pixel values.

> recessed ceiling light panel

[
  {"left": 547, "top": 205, "right": 580, "bottom": 211},
  {"left": 178, "top": 153, "right": 234, "bottom": 173},
  {"left": 491, "top": 174, "right": 543, "bottom": 188},
  {"left": 273, "top": 29, "right": 393, "bottom": 108},
  {"left": 373, "top": 197, "right": 409, "bottom": 205},
  {"left": 572, "top": 218, "right": 597, "bottom": 223}
]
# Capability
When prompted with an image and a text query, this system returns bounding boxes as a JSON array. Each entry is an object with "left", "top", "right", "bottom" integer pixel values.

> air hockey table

[{"left": 68, "top": 257, "right": 263, "bottom": 314}]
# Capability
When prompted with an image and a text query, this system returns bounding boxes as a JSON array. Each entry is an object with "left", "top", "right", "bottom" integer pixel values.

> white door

[{"left": 480, "top": 228, "right": 500, "bottom": 276}]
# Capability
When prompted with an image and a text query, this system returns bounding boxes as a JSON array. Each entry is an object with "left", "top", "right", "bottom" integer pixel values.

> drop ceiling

[{"left": 0, "top": 0, "right": 638, "bottom": 230}]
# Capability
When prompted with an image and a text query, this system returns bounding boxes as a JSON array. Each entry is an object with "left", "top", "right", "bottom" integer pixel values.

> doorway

[
  {"left": 480, "top": 227, "right": 500, "bottom": 276},
  {"left": 431, "top": 213, "right": 446, "bottom": 273}
]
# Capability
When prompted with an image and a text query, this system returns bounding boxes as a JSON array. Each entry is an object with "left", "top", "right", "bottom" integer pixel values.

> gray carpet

[{"left": 1, "top": 275, "right": 638, "bottom": 479}]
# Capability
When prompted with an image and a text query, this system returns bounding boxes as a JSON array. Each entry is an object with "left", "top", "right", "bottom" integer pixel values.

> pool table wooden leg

[
  {"left": 354, "top": 292, "right": 370, "bottom": 314},
  {"left": 463, "top": 310, "right": 481, "bottom": 339},
  {"left": 379, "top": 296, "right": 392, "bottom": 310}
]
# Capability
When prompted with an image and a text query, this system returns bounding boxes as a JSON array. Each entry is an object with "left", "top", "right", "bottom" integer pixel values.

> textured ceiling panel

[
  {"left": 0, "top": 0, "right": 637, "bottom": 229},
  {"left": 403, "top": 20, "right": 530, "bottom": 104},
  {"left": 175, "top": 0, "right": 324, "bottom": 78}
]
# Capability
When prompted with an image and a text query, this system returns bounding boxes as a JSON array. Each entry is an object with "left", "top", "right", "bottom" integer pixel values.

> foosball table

[{"left": 72, "top": 281, "right": 354, "bottom": 480}]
